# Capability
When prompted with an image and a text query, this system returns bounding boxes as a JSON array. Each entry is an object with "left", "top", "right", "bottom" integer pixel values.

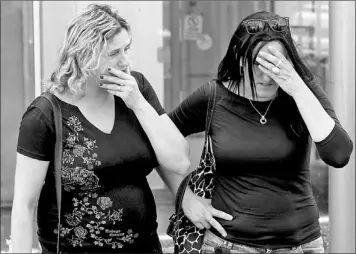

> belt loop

[
  {"left": 227, "top": 241, "right": 233, "bottom": 249},
  {"left": 223, "top": 240, "right": 233, "bottom": 249}
]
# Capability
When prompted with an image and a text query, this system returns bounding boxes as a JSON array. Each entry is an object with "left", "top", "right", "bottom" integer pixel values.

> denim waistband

[{"left": 203, "top": 230, "right": 303, "bottom": 253}]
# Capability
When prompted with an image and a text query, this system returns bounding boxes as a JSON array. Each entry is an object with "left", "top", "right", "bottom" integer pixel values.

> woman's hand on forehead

[
  {"left": 259, "top": 46, "right": 288, "bottom": 66},
  {"left": 255, "top": 45, "right": 306, "bottom": 98}
]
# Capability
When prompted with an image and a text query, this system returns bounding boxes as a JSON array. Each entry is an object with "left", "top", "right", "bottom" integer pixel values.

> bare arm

[
  {"left": 257, "top": 46, "right": 353, "bottom": 167},
  {"left": 133, "top": 109, "right": 190, "bottom": 174},
  {"left": 156, "top": 166, "right": 233, "bottom": 237},
  {"left": 293, "top": 85, "right": 335, "bottom": 142},
  {"left": 101, "top": 68, "right": 190, "bottom": 174},
  {"left": 11, "top": 153, "right": 49, "bottom": 253},
  {"left": 293, "top": 85, "right": 353, "bottom": 167},
  {"left": 156, "top": 165, "right": 185, "bottom": 197}
]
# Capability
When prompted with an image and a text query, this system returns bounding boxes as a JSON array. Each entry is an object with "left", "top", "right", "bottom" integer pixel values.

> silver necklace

[{"left": 248, "top": 98, "right": 275, "bottom": 125}]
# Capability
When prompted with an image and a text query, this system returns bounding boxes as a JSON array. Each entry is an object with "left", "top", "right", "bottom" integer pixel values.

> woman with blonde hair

[{"left": 11, "top": 4, "right": 190, "bottom": 253}]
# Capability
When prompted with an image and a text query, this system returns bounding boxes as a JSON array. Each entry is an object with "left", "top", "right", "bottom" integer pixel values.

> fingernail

[
  {"left": 259, "top": 51, "right": 266, "bottom": 55},
  {"left": 107, "top": 67, "right": 111, "bottom": 71},
  {"left": 99, "top": 75, "right": 103, "bottom": 79}
]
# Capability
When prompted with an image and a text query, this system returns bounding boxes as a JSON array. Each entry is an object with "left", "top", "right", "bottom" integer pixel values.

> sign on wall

[{"left": 183, "top": 14, "right": 203, "bottom": 40}]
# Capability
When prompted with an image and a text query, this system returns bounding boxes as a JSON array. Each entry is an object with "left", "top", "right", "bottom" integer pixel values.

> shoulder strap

[
  {"left": 40, "top": 92, "right": 62, "bottom": 254},
  {"left": 202, "top": 81, "right": 217, "bottom": 155},
  {"left": 173, "top": 82, "right": 217, "bottom": 213},
  {"left": 204, "top": 81, "right": 217, "bottom": 136}
]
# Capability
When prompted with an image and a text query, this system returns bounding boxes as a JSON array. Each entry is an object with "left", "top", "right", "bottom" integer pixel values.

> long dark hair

[{"left": 216, "top": 11, "right": 319, "bottom": 137}]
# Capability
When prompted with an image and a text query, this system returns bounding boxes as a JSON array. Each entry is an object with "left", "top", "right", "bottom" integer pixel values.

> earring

[{"left": 239, "top": 58, "right": 243, "bottom": 76}]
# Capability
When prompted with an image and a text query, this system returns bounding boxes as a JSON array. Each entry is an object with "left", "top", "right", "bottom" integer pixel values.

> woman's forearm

[
  {"left": 156, "top": 165, "right": 186, "bottom": 196},
  {"left": 293, "top": 85, "right": 335, "bottom": 142},
  {"left": 156, "top": 165, "right": 198, "bottom": 210},
  {"left": 132, "top": 100, "right": 190, "bottom": 174},
  {"left": 292, "top": 85, "right": 353, "bottom": 167},
  {"left": 11, "top": 205, "right": 35, "bottom": 253}
]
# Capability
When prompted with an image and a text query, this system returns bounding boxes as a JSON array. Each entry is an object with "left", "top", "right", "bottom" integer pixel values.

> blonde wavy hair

[{"left": 43, "top": 4, "right": 130, "bottom": 97}]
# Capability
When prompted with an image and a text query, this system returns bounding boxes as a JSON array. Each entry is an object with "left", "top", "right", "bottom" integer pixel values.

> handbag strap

[
  {"left": 205, "top": 81, "right": 217, "bottom": 138},
  {"left": 41, "top": 92, "right": 62, "bottom": 254},
  {"left": 203, "top": 81, "right": 217, "bottom": 155},
  {"left": 174, "top": 81, "right": 217, "bottom": 213}
]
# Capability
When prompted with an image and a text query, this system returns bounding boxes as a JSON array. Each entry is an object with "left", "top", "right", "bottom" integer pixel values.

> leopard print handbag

[{"left": 167, "top": 82, "right": 217, "bottom": 254}]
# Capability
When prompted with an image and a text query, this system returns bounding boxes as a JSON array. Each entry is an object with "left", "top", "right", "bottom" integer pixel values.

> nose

[
  {"left": 261, "top": 72, "right": 272, "bottom": 82},
  {"left": 116, "top": 53, "right": 130, "bottom": 68},
  {"left": 117, "top": 57, "right": 128, "bottom": 67}
]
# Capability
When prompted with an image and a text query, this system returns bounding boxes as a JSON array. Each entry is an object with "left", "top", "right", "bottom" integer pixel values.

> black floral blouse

[{"left": 17, "top": 71, "right": 165, "bottom": 253}]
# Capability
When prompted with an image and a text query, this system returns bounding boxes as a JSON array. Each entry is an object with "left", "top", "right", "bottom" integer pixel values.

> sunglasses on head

[{"left": 242, "top": 17, "right": 289, "bottom": 34}]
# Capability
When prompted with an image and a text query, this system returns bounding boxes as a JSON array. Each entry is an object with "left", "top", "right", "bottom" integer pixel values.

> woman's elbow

[
  {"left": 162, "top": 157, "right": 190, "bottom": 175},
  {"left": 323, "top": 140, "right": 354, "bottom": 168},
  {"left": 170, "top": 142, "right": 191, "bottom": 174},
  {"left": 327, "top": 156, "right": 350, "bottom": 168},
  {"left": 172, "top": 157, "right": 191, "bottom": 175},
  {"left": 178, "top": 158, "right": 191, "bottom": 174}
]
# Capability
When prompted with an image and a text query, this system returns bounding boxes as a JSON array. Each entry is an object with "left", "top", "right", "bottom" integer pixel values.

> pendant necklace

[{"left": 248, "top": 98, "right": 275, "bottom": 125}]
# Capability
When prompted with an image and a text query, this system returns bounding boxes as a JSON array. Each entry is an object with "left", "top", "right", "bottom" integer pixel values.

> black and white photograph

[{"left": 1, "top": 1, "right": 355, "bottom": 253}]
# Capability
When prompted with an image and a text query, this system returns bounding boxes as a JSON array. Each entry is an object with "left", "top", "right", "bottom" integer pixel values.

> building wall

[
  {"left": 1, "top": 1, "right": 37, "bottom": 249},
  {"left": 1, "top": 1, "right": 35, "bottom": 207}
]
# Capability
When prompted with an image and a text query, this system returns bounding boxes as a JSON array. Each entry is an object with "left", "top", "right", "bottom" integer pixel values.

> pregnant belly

[{"left": 57, "top": 185, "right": 156, "bottom": 245}]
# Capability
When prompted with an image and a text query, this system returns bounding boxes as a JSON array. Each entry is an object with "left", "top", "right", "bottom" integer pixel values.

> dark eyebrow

[{"left": 107, "top": 38, "right": 132, "bottom": 55}]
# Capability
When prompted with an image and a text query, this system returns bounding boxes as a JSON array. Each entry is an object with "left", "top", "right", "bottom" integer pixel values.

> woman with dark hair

[{"left": 162, "top": 11, "right": 353, "bottom": 253}]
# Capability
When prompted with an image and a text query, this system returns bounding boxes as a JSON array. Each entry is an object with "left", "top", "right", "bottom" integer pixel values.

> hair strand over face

[{"left": 216, "top": 11, "right": 318, "bottom": 137}]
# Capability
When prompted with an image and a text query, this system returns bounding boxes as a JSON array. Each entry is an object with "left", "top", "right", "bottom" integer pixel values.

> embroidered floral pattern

[
  {"left": 67, "top": 116, "right": 84, "bottom": 132},
  {"left": 97, "top": 197, "right": 113, "bottom": 210},
  {"left": 57, "top": 195, "right": 137, "bottom": 248},
  {"left": 62, "top": 166, "right": 100, "bottom": 192},
  {"left": 54, "top": 115, "right": 139, "bottom": 249},
  {"left": 74, "top": 226, "right": 88, "bottom": 238},
  {"left": 61, "top": 116, "right": 101, "bottom": 192}
]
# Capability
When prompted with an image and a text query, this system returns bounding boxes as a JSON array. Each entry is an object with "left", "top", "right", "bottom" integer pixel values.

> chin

[{"left": 256, "top": 85, "right": 278, "bottom": 100}]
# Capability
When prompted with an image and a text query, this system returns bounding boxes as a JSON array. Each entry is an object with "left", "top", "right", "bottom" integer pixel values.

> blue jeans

[{"left": 202, "top": 230, "right": 324, "bottom": 253}]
